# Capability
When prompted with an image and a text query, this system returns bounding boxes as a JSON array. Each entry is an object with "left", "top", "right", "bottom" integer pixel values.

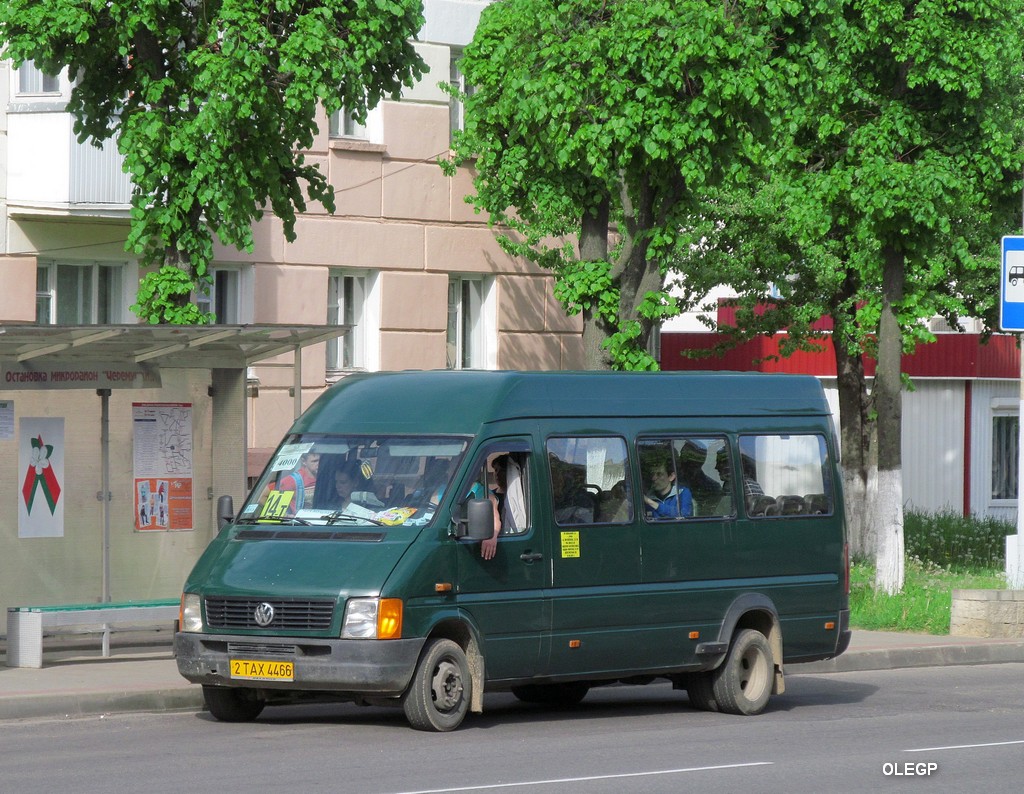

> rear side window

[
  {"left": 737, "top": 434, "right": 834, "bottom": 518},
  {"left": 546, "top": 437, "right": 633, "bottom": 525},
  {"left": 637, "top": 437, "right": 735, "bottom": 520}
]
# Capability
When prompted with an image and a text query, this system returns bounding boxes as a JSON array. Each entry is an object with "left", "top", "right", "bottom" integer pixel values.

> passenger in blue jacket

[{"left": 643, "top": 456, "right": 693, "bottom": 519}]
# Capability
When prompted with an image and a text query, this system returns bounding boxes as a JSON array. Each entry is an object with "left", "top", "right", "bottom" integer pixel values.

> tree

[
  {"left": 676, "top": 1, "right": 1024, "bottom": 592},
  {"left": 0, "top": 0, "right": 424, "bottom": 323},
  {"left": 444, "top": 0, "right": 785, "bottom": 370}
]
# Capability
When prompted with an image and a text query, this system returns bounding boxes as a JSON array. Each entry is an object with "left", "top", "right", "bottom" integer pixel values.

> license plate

[{"left": 229, "top": 658, "right": 294, "bottom": 681}]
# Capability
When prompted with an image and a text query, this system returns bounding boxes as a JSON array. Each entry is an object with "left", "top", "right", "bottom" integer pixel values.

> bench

[{"left": 6, "top": 600, "right": 180, "bottom": 668}]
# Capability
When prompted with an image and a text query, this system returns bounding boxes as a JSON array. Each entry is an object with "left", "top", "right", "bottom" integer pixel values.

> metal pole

[
  {"left": 98, "top": 388, "right": 112, "bottom": 603},
  {"left": 293, "top": 344, "right": 302, "bottom": 419}
]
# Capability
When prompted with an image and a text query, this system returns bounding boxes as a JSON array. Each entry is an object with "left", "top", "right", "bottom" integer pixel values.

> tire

[
  {"left": 711, "top": 628, "right": 774, "bottom": 715},
  {"left": 203, "top": 685, "right": 265, "bottom": 722},
  {"left": 511, "top": 682, "right": 590, "bottom": 707},
  {"left": 685, "top": 671, "right": 720, "bottom": 712},
  {"left": 402, "top": 638, "right": 471, "bottom": 732}
]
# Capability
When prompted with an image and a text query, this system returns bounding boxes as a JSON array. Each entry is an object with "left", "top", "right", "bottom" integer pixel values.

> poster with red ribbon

[{"left": 18, "top": 417, "right": 64, "bottom": 538}]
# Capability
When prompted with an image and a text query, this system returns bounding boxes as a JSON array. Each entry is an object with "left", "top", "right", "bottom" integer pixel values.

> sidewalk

[{"left": 2, "top": 630, "right": 1024, "bottom": 722}]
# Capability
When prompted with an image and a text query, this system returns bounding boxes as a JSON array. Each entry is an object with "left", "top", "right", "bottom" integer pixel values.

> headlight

[
  {"left": 341, "top": 598, "right": 403, "bottom": 639},
  {"left": 180, "top": 593, "right": 203, "bottom": 633}
]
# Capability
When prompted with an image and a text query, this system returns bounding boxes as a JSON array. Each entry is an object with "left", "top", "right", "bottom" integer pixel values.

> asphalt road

[{"left": 5, "top": 663, "right": 1023, "bottom": 794}]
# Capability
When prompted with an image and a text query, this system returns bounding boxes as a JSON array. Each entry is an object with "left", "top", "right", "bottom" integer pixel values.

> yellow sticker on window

[
  {"left": 560, "top": 531, "right": 580, "bottom": 558},
  {"left": 261, "top": 490, "right": 295, "bottom": 518}
]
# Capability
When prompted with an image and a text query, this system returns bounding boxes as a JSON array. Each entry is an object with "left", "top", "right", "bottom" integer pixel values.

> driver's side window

[{"left": 467, "top": 444, "right": 531, "bottom": 536}]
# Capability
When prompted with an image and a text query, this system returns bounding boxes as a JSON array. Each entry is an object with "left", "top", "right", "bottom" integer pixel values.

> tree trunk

[
  {"left": 832, "top": 314, "right": 876, "bottom": 559},
  {"left": 873, "top": 245, "right": 905, "bottom": 594},
  {"left": 579, "top": 200, "right": 614, "bottom": 370}
]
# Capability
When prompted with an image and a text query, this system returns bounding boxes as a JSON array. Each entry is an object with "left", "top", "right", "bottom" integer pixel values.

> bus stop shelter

[{"left": 0, "top": 324, "right": 343, "bottom": 619}]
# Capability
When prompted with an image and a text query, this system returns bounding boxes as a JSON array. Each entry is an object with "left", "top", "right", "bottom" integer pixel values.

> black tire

[
  {"left": 711, "top": 628, "right": 774, "bottom": 715},
  {"left": 402, "top": 638, "right": 471, "bottom": 732},
  {"left": 685, "top": 671, "right": 720, "bottom": 712},
  {"left": 202, "top": 685, "right": 265, "bottom": 722},
  {"left": 511, "top": 682, "right": 590, "bottom": 707}
]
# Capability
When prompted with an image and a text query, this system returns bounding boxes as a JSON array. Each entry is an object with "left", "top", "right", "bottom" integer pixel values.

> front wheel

[
  {"left": 202, "top": 685, "right": 265, "bottom": 722},
  {"left": 402, "top": 638, "right": 471, "bottom": 732},
  {"left": 711, "top": 628, "right": 774, "bottom": 715}
]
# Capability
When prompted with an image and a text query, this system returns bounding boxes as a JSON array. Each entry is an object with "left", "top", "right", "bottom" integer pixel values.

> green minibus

[{"left": 175, "top": 370, "right": 850, "bottom": 731}]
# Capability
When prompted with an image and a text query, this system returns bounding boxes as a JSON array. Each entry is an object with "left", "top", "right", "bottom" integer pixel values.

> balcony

[{"left": 6, "top": 107, "right": 132, "bottom": 215}]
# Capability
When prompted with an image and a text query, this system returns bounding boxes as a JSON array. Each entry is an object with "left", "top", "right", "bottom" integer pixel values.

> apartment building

[{"left": 0, "top": 1, "right": 582, "bottom": 617}]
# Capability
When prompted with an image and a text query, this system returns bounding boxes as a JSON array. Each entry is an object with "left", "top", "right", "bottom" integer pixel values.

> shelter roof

[{"left": 0, "top": 324, "right": 344, "bottom": 369}]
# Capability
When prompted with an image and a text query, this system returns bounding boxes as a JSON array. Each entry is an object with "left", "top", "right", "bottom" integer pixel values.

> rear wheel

[
  {"left": 202, "top": 686, "right": 265, "bottom": 722},
  {"left": 711, "top": 628, "right": 774, "bottom": 715},
  {"left": 511, "top": 682, "right": 590, "bottom": 707},
  {"left": 402, "top": 638, "right": 471, "bottom": 732}
]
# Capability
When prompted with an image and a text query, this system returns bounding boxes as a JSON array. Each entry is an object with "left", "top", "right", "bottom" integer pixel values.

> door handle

[{"left": 519, "top": 551, "right": 543, "bottom": 563}]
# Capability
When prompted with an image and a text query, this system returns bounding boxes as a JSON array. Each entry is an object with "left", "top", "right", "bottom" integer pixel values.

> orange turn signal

[{"left": 377, "top": 598, "right": 403, "bottom": 640}]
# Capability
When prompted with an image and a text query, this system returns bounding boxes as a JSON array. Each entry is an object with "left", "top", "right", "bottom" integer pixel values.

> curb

[
  {"left": 792, "top": 642, "right": 1024, "bottom": 674},
  {"left": 0, "top": 689, "right": 204, "bottom": 722}
]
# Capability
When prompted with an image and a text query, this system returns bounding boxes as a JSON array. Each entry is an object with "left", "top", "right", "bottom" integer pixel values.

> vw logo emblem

[{"left": 253, "top": 602, "right": 275, "bottom": 627}]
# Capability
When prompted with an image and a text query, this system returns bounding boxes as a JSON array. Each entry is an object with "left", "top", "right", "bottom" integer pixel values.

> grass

[{"left": 849, "top": 509, "right": 1013, "bottom": 635}]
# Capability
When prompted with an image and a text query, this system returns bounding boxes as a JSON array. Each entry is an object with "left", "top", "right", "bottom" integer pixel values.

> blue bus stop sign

[{"left": 1001, "top": 236, "right": 1024, "bottom": 332}]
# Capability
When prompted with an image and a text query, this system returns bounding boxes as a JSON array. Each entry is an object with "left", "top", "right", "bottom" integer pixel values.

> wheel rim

[
  {"left": 430, "top": 658, "right": 464, "bottom": 713},
  {"left": 737, "top": 644, "right": 770, "bottom": 700}
]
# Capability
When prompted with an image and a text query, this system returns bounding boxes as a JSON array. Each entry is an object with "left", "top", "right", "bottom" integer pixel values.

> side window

[
  {"left": 546, "top": 437, "right": 633, "bottom": 526},
  {"left": 738, "top": 434, "right": 834, "bottom": 518},
  {"left": 467, "top": 444, "right": 531, "bottom": 536},
  {"left": 637, "top": 440, "right": 692, "bottom": 521}
]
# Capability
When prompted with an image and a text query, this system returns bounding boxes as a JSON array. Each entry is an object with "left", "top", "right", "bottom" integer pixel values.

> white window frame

[
  {"left": 447, "top": 275, "right": 496, "bottom": 370},
  {"left": 327, "top": 270, "right": 372, "bottom": 372},
  {"left": 329, "top": 106, "right": 368, "bottom": 140},
  {"left": 36, "top": 261, "right": 126, "bottom": 325},
  {"left": 990, "top": 398, "right": 1019, "bottom": 505}
]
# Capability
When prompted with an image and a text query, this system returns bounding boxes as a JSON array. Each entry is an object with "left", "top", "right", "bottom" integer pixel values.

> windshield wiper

[
  {"left": 321, "top": 511, "right": 385, "bottom": 527},
  {"left": 236, "top": 515, "right": 312, "bottom": 526}
]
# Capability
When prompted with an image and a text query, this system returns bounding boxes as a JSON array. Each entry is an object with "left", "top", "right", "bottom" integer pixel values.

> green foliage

[
  {"left": 850, "top": 559, "right": 1006, "bottom": 635},
  {"left": 850, "top": 510, "right": 1012, "bottom": 634},
  {"left": 903, "top": 509, "right": 1012, "bottom": 572},
  {"left": 448, "top": 0, "right": 784, "bottom": 368},
  {"left": 0, "top": 0, "right": 425, "bottom": 324}
]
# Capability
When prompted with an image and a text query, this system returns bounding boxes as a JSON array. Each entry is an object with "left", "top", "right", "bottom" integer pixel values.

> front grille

[
  {"left": 227, "top": 642, "right": 297, "bottom": 657},
  {"left": 205, "top": 597, "right": 334, "bottom": 631}
]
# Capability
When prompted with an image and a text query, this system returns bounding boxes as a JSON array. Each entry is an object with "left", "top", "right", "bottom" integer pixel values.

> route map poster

[{"left": 132, "top": 402, "right": 193, "bottom": 531}]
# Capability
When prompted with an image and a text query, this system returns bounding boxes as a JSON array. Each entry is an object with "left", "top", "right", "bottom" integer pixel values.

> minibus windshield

[{"left": 238, "top": 435, "right": 469, "bottom": 528}]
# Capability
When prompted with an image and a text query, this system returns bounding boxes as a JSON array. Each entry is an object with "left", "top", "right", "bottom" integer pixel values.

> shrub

[{"left": 904, "top": 509, "right": 1012, "bottom": 571}]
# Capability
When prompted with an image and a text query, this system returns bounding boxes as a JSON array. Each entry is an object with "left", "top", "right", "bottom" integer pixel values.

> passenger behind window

[
  {"left": 676, "top": 442, "right": 723, "bottom": 517},
  {"left": 712, "top": 449, "right": 736, "bottom": 516},
  {"left": 641, "top": 448, "right": 692, "bottom": 520},
  {"left": 551, "top": 461, "right": 595, "bottom": 524}
]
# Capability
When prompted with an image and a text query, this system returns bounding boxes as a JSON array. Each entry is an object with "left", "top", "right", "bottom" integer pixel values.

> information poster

[
  {"left": 132, "top": 402, "right": 193, "bottom": 531},
  {"left": 0, "top": 400, "right": 13, "bottom": 440},
  {"left": 18, "top": 417, "right": 65, "bottom": 538}
]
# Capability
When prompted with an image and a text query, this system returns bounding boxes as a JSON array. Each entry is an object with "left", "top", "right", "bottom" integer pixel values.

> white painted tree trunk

[{"left": 874, "top": 467, "right": 905, "bottom": 595}]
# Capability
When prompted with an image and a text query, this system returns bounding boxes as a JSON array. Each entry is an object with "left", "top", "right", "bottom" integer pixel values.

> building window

[
  {"left": 992, "top": 414, "right": 1018, "bottom": 500},
  {"left": 447, "top": 276, "right": 494, "bottom": 369},
  {"left": 449, "top": 51, "right": 474, "bottom": 140},
  {"left": 17, "top": 62, "right": 59, "bottom": 95},
  {"left": 195, "top": 269, "right": 242, "bottom": 323},
  {"left": 328, "top": 107, "right": 367, "bottom": 139},
  {"left": 328, "top": 272, "right": 367, "bottom": 370},
  {"left": 36, "top": 262, "right": 123, "bottom": 324}
]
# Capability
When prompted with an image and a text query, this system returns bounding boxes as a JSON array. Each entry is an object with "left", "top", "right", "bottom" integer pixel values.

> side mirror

[
  {"left": 453, "top": 498, "right": 494, "bottom": 541},
  {"left": 217, "top": 495, "right": 235, "bottom": 530}
]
